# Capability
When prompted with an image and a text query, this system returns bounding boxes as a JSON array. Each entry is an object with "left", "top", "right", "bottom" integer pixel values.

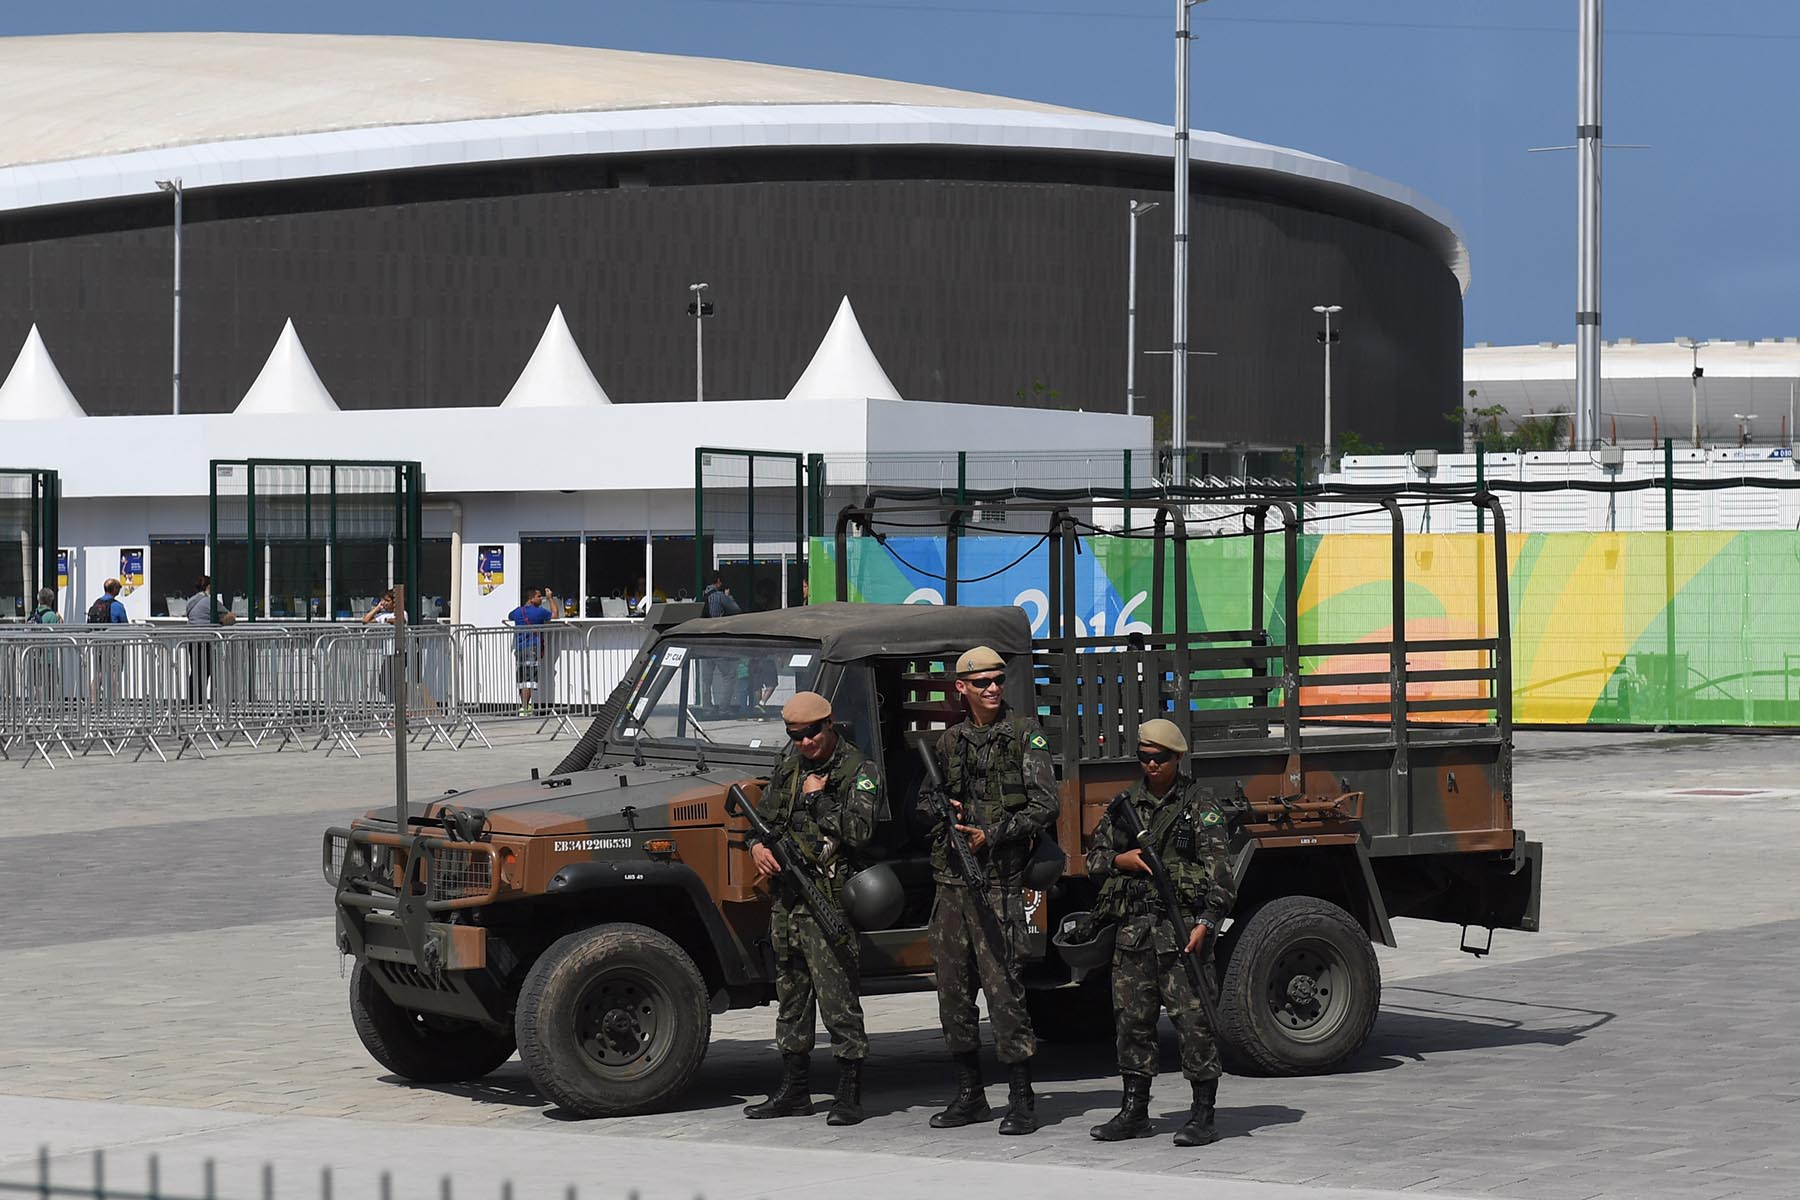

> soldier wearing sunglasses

[
  {"left": 742, "top": 691, "right": 883, "bottom": 1126},
  {"left": 918, "top": 645, "right": 1059, "bottom": 1136},
  {"left": 1085, "top": 718, "right": 1237, "bottom": 1146}
]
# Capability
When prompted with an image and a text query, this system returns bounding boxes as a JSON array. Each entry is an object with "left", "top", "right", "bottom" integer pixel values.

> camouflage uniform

[
  {"left": 1086, "top": 775, "right": 1237, "bottom": 1081},
  {"left": 920, "top": 708, "right": 1059, "bottom": 1063},
  {"left": 748, "top": 737, "right": 882, "bottom": 1061}
]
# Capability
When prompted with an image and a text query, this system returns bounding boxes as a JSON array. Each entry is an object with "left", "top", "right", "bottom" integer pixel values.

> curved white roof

[{"left": 0, "top": 34, "right": 1467, "bottom": 289}]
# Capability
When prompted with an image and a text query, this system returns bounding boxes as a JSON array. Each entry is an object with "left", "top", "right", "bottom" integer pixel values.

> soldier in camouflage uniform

[
  {"left": 1086, "top": 718, "right": 1237, "bottom": 1146},
  {"left": 918, "top": 645, "right": 1060, "bottom": 1136},
  {"left": 743, "top": 691, "right": 883, "bottom": 1126}
]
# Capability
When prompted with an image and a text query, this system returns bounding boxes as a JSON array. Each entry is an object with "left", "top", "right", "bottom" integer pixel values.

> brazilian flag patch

[
  {"left": 855, "top": 775, "right": 878, "bottom": 792},
  {"left": 1200, "top": 811, "right": 1222, "bottom": 827},
  {"left": 1027, "top": 732, "right": 1048, "bottom": 750}
]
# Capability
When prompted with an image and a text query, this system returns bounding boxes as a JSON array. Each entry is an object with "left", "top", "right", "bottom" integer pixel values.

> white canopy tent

[
  {"left": 498, "top": 306, "right": 613, "bottom": 409},
  {"left": 0, "top": 324, "right": 86, "bottom": 419},
  {"left": 234, "top": 320, "right": 341, "bottom": 415},
  {"left": 784, "top": 296, "right": 903, "bottom": 402}
]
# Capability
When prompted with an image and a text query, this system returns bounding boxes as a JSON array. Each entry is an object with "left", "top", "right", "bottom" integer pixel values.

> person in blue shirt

[
  {"left": 506, "top": 587, "right": 555, "bottom": 716},
  {"left": 87, "top": 579, "right": 128, "bottom": 624}
]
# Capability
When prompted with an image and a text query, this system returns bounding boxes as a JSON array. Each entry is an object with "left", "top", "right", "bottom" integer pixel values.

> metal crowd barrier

[{"left": 0, "top": 621, "right": 647, "bottom": 769}]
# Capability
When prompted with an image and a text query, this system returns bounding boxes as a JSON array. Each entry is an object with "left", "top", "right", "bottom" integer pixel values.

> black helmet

[
  {"left": 840, "top": 863, "right": 904, "bottom": 932},
  {"left": 1022, "top": 833, "right": 1066, "bottom": 890},
  {"left": 1051, "top": 910, "right": 1116, "bottom": 981}
]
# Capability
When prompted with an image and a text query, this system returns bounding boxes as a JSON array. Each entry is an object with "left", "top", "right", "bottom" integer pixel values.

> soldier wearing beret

[
  {"left": 742, "top": 691, "right": 883, "bottom": 1125},
  {"left": 1086, "top": 718, "right": 1237, "bottom": 1146},
  {"left": 918, "top": 645, "right": 1059, "bottom": 1136}
]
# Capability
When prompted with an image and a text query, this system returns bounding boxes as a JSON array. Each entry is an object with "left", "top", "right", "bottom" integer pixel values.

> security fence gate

[
  {"left": 210, "top": 460, "right": 424, "bottom": 624},
  {"left": 693, "top": 448, "right": 804, "bottom": 608}
]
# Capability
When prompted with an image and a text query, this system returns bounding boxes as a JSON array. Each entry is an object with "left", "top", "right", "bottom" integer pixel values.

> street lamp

[
  {"left": 1171, "top": 0, "right": 1208, "bottom": 485},
  {"left": 1679, "top": 337, "right": 1707, "bottom": 447},
  {"left": 1126, "top": 200, "right": 1160, "bottom": 416},
  {"left": 154, "top": 178, "right": 183, "bottom": 415},
  {"left": 686, "top": 282, "right": 713, "bottom": 402},
  {"left": 1312, "top": 304, "right": 1342, "bottom": 470}
]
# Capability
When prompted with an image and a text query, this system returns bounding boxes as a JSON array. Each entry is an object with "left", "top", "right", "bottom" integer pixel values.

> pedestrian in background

[
  {"left": 28, "top": 588, "right": 59, "bottom": 624},
  {"left": 506, "top": 587, "right": 555, "bottom": 716}
]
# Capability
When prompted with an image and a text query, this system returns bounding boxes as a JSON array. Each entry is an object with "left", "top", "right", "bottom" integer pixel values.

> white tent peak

[
  {"left": 784, "top": 296, "right": 903, "bottom": 402},
  {"left": 0, "top": 324, "right": 87, "bottom": 420},
  {"left": 234, "top": 320, "right": 341, "bottom": 415},
  {"left": 499, "top": 306, "right": 613, "bottom": 409}
]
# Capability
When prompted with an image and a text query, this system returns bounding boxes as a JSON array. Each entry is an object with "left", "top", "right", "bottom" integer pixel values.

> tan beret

[
  {"left": 1136, "top": 718, "right": 1189, "bottom": 755},
  {"left": 781, "top": 691, "right": 833, "bottom": 724},
  {"left": 954, "top": 645, "right": 1006, "bottom": 676}
]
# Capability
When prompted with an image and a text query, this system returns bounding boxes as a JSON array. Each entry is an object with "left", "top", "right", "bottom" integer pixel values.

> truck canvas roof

[{"left": 671, "top": 601, "right": 1031, "bottom": 664}]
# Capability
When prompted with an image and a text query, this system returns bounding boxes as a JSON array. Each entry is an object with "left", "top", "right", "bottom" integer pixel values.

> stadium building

[{"left": 0, "top": 32, "right": 1468, "bottom": 453}]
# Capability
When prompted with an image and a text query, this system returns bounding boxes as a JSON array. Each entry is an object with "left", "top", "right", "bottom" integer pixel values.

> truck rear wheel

[
  {"left": 1215, "top": 896, "right": 1380, "bottom": 1075},
  {"left": 515, "top": 922, "right": 711, "bottom": 1118},
  {"left": 349, "top": 962, "right": 517, "bottom": 1083}
]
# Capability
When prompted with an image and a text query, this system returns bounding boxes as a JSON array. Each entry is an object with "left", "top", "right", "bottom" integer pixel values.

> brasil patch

[
  {"left": 855, "top": 775, "right": 878, "bottom": 791},
  {"left": 1200, "top": 811, "right": 1222, "bottom": 827},
  {"left": 1027, "top": 732, "right": 1048, "bottom": 750}
]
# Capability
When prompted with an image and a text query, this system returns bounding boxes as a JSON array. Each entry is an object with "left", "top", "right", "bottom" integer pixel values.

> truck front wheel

[
  {"left": 349, "top": 963, "right": 517, "bottom": 1083},
  {"left": 1215, "top": 896, "right": 1380, "bottom": 1075},
  {"left": 515, "top": 922, "right": 711, "bottom": 1117}
]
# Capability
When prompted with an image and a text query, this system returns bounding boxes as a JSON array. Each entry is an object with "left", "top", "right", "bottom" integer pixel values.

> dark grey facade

[{"left": 0, "top": 147, "right": 1462, "bottom": 451}]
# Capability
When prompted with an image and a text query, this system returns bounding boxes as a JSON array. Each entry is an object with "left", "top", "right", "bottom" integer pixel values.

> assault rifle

[
  {"left": 726, "top": 782, "right": 855, "bottom": 949},
  {"left": 916, "top": 740, "right": 1011, "bottom": 946},
  {"left": 1111, "top": 789, "right": 1222, "bottom": 1031}
]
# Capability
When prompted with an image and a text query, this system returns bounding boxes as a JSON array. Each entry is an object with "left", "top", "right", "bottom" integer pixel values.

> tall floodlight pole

[
  {"left": 687, "top": 282, "right": 712, "bottom": 402},
  {"left": 155, "top": 178, "right": 183, "bottom": 415},
  {"left": 1171, "top": 0, "right": 1206, "bottom": 485},
  {"left": 1126, "top": 200, "right": 1160, "bottom": 416},
  {"left": 1575, "top": 0, "right": 1602, "bottom": 449},
  {"left": 1313, "top": 304, "right": 1342, "bottom": 469},
  {"left": 1682, "top": 338, "right": 1707, "bottom": 447}
]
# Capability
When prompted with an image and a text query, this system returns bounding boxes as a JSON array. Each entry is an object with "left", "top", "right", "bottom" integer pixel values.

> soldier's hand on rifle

[
  {"left": 802, "top": 772, "right": 828, "bottom": 795},
  {"left": 1113, "top": 849, "right": 1150, "bottom": 875},
  {"left": 1185, "top": 923, "right": 1209, "bottom": 954},
  {"left": 751, "top": 844, "right": 781, "bottom": 879},
  {"left": 955, "top": 823, "right": 987, "bottom": 852}
]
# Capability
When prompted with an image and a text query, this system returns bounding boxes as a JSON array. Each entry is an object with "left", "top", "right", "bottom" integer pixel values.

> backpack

[
  {"left": 86, "top": 596, "right": 115, "bottom": 624},
  {"left": 29, "top": 605, "right": 55, "bottom": 624}
]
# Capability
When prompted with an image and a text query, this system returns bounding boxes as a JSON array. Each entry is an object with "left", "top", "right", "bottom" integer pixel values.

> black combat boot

[
  {"left": 996, "top": 1060, "right": 1039, "bottom": 1136},
  {"left": 743, "top": 1051, "right": 814, "bottom": 1119},
  {"left": 928, "top": 1051, "right": 992, "bottom": 1128},
  {"left": 1172, "top": 1076, "right": 1219, "bottom": 1146},
  {"left": 825, "top": 1059, "right": 865, "bottom": 1126},
  {"left": 1089, "top": 1072, "right": 1154, "bottom": 1141}
]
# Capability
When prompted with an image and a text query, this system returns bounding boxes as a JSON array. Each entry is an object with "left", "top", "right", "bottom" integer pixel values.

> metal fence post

[{"left": 1475, "top": 443, "right": 1486, "bottom": 533}]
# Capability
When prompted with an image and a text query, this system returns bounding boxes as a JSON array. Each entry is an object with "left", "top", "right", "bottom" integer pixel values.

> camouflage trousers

[
  {"left": 770, "top": 900, "right": 867, "bottom": 1061},
  {"left": 928, "top": 883, "right": 1036, "bottom": 1064},
  {"left": 1113, "top": 937, "right": 1221, "bottom": 1082}
]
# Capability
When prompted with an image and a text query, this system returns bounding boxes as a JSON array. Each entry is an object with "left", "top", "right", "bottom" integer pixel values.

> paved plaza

[{"left": 1, "top": 727, "right": 1798, "bottom": 1199}]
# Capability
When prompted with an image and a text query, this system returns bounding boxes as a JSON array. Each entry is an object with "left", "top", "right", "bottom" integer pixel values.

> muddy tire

[
  {"left": 1026, "top": 976, "right": 1116, "bottom": 1043},
  {"left": 515, "top": 923, "right": 711, "bottom": 1118},
  {"left": 349, "top": 962, "right": 517, "bottom": 1083},
  {"left": 1215, "top": 896, "right": 1380, "bottom": 1075}
]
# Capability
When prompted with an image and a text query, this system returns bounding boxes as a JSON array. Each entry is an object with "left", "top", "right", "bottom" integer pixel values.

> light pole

[
  {"left": 1680, "top": 337, "right": 1707, "bottom": 447},
  {"left": 1171, "top": 0, "right": 1207, "bottom": 485},
  {"left": 686, "top": 282, "right": 713, "bottom": 402},
  {"left": 1733, "top": 413, "right": 1757, "bottom": 447},
  {"left": 1312, "top": 304, "right": 1342, "bottom": 470},
  {"left": 154, "top": 178, "right": 183, "bottom": 415},
  {"left": 1126, "top": 200, "right": 1159, "bottom": 416},
  {"left": 1575, "top": 0, "right": 1602, "bottom": 449}
]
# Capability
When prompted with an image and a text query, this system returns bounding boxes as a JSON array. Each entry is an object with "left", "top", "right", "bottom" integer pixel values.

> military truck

[{"left": 325, "top": 495, "right": 1541, "bottom": 1117}]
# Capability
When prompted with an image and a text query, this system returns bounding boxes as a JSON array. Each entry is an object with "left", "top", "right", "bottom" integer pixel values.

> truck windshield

[{"left": 613, "top": 640, "right": 824, "bottom": 750}]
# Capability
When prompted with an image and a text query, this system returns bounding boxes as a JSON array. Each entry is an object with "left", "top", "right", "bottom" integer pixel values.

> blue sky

[{"left": 7, "top": 1, "right": 1795, "bottom": 347}]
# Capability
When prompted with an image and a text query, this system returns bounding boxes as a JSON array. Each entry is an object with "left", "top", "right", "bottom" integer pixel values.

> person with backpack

[
  {"left": 87, "top": 579, "right": 128, "bottom": 624},
  {"left": 28, "top": 588, "right": 60, "bottom": 624}
]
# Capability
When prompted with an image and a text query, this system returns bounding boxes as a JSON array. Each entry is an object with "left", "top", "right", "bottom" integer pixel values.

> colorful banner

[
  {"left": 477, "top": 545, "right": 504, "bottom": 596},
  {"left": 119, "top": 548, "right": 144, "bottom": 597},
  {"left": 56, "top": 549, "right": 69, "bottom": 589},
  {"left": 813, "top": 531, "right": 1800, "bottom": 728}
]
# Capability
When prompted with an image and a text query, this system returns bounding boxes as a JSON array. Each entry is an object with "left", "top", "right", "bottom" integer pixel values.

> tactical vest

[
  {"left": 938, "top": 711, "right": 1034, "bottom": 881},
  {"left": 763, "top": 741, "right": 867, "bottom": 892}
]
